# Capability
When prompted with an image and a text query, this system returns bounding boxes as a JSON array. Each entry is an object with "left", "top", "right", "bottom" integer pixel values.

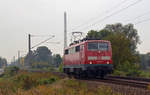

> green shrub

[
  {"left": 58, "top": 63, "right": 63, "bottom": 72},
  {"left": 4, "top": 66, "right": 19, "bottom": 77},
  {"left": 113, "top": 61, "right": 141, "bottom": 77},
  {"left": 113, "top": 70, "right": 126, "bottom": 76},
  {"left": 14, "top": 74, "right": 38, "bottom": 90},
  {"left": 139, "top": 71, "right": 150, "bottom": 78},
  {"left": 13, "top": 72, "right": 58, "bottom": 90},
  {"left": 38, "top": 78, "right": 56, "bottom": 85}
]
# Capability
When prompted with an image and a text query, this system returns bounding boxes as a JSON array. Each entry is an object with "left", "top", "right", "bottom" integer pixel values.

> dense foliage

[
  {"left": 15, "top": 46, "right": 63, "bottom": 69},
  {"left": 4, "top": 66, "right": 20, "bottom": 77},
  {"left": 86, "top": 23, "right": 141, "bottom": 76},
  {"left": 52, "top": 54, "right": 62, "bottom": 67},
  {"left": 0, "top": 70, "right": 120, "bottom": 95},
  {"left": 0, "top": 71, "right": 59, "bottom": 94},
  {"left": 140, "top": 53, "right": 150, "bottom": 70},
  {"left": 0, "top": 57, "right": 7, "bottom": 68},
  {"left": 0, "top": 71, "right": 148, "bottom": 95},
  {"left": 87, "top": 23, "right": 140, "bottom": 53}
]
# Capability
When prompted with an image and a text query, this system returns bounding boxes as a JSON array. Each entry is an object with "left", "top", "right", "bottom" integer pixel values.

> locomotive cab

[
  {"left": 84, "top": 40, "right": 113, "bottom": 77},
  {"left": 63, "top": 40, "right": 113, "bottom": 78}
]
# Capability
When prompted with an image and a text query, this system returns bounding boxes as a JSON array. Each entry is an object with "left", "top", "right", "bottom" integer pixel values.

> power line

[
  {"left": 31, "top": 35, "right": 53, "bottom": 37},
  {"left": 46, "top": 42, "right": 60, "bottom": 44},
  {"left": 135, "top": 17, "right": 150, "bottom": 25},
  {"left": 77, "top": 0, "right": 143, "bottom": 31},
  {"left": 72, "top": 0, "right": 129, "bottom": 31},
  {"left": 125, "top": 11, "right": 150, "bottom": 22},
  {"left": 31, "top": 35, "right": 55, "bottom": 49}
]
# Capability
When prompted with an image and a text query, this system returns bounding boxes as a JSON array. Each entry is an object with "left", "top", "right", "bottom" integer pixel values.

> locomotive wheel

[
  {"left": 100, "top": 71, "right": 105, "bottom": 79},
  {"left": 68, "top": 72, "right": 74, "bottom": 78},
  {"left": 74, "top": 73, "right": 80, "bottom": 79},
  {"left": 81, "top": 71, "right": 88, "bottom": 79},
  {"left": 86, "top": 70, "right": 95, "bottom": 79},
  {"left": 74, "top": 69, "right": 81, "bottom": 79}
]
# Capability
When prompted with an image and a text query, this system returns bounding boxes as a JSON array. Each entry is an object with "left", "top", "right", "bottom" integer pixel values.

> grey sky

[{"left": 0, "top": 0, "right": 150, "bottom": 62}]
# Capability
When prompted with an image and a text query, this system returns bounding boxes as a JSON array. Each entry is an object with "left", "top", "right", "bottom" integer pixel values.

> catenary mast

[{"left": 64, "top": 12, "right": 67, "bottom": 49}]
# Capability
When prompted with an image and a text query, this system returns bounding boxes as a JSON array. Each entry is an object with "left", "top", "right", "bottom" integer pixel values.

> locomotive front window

[
  {"left": 98, "top": 42, "right": 108, "bottom": 51},
  {"left": 88, "top": 42, "right": 108, "bottom": 51},
  {"left": 88, "top": 42, "right": 98, "bottom": 51}
]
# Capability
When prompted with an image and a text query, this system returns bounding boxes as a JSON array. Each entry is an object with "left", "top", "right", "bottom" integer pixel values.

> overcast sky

[{"left": 0, "top": 0, "right": 150, "bottom": 62}]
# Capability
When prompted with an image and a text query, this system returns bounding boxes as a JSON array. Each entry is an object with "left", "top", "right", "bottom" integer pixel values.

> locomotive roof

[{"left": 65, "top": 40, "right": 110, "bottom": 50}]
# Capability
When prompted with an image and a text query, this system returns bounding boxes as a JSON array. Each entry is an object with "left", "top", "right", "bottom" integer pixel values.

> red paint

[{"left": 64, "top": 40, "right": 112, "bottom": 66}]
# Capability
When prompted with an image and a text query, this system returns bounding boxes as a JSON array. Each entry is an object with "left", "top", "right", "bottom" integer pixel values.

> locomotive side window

[
  {"left": 88, "top": 42, "right": 98, "bottom": 51},
  {"left": 69, "top": 47, "right": 75, "bottom": 54},
  {"left": 65, "top": 49, "right": 69, "bottom": 55},
  {"left": 75, "top": 46, "right": 80, "bottom": 52},
  {"left": 81, "top": 45, "right": 84, "bottom": 50}
]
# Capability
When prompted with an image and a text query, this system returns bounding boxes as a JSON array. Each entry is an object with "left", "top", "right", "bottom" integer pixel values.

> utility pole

[
  {"left": 28, "top": 34, "right": 31, "bottom": 55},
  {"left": 27, "top": 34, "right": 54, "bottom": 65},
  {"left": 64, "top": 12, "right": 67, "bottom": 49},
  {"left": 13, "top": 56, "right": 15, "bottom": 64},
  {"left": 18, "top": 51, "right": 20, "bottom": 64}
]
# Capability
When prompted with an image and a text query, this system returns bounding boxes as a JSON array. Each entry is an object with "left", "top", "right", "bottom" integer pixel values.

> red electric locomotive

[{"left": 63, "top": 39, "right": 113, "bottom": 78}]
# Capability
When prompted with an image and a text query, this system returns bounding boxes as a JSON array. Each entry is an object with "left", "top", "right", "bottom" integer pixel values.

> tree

[
  {"left": 4, "top": 66, "right": 19, "bottom": 77},
  {"left": 87, "top": 23, "right": 140, "bottom": 52},
  {"left": 52, "top": 54, "right": 62, "bottom": 67},
  {"left": 24, "top": 46, "right": 58, "bottom": 69},
  {"left": 24, "top": 51, "right": 35, "bottom": 66},
  {"left": 31, "top": 62, "right": 50, "bottom": 68},
  {"left": 103, "top": 33, "right": 136, "bottom": 68},
  {"left": 104, "top": 23, "right": 140, "bottom": 53},
  {"left": 86, "top": 29, "right": 112, "bottom": 40},
  {"left": 34, "top": 46, "right": 52, "bottom": 63},
  {"left": 0, "top": 57, "right": 7, "bottom": 68},
  {"left": 86, "top": 30, "right": 101, "bottom": 39},
  {"left": 114, "top": 61, "right": 141, "bottom": 77},
  {"left": 86, "top": 23, "right": 140, "bottom": 69},
  {"left": 140, "top": 53, "right": 150, "bottom": 69},
  {"left": 140, "top": 54, "right": 147, "bottom": 69}
]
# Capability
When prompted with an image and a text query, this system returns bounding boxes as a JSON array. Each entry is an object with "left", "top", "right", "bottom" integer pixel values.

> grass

[
  {"left": 0, "top": 70, "right": 123, "bottom": 95},
  {"left": 14, "top": 78, "right": 121, "bottom": 95},
  {"left": 0, "top": 71, "right": 60, "bottom": 94},
  {"left": 0, "top": 70, "right": 149, "bottom": 95}
]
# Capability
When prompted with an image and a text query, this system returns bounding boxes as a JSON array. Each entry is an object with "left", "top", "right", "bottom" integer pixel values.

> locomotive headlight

[
  {"left": 107, "top": 61, "right": 109, "bottom": 64},
  {"left": 88, "top": 56, "right": 97, "bottom": 60},
  {"left": 101, "top": 56, "right": 111, "bottom": 60}
]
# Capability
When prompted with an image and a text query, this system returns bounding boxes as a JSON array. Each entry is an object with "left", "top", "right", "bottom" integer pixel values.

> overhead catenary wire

[
  {"left": 46, "top": 42, "right": 60, "bottom": 44},
  {"left": 31, "top": 35, "right": 54, "bottom": 37},
  {"left": 72, "top": 0, "right": 129, "bottom": 31},
  {"left": 125, "top": 11, "right": 150, "bottom": 22},
  {"left": 77, "top": 0, "right": 143, "bottom": 32},
  {"left": 31, "top": 35, "right": 55, "bottom": 49},
  {"left": 135, "top": 17, "right": 150, "bottom": 25}
]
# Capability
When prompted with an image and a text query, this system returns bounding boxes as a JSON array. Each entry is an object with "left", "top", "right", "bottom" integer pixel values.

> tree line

[
  {"left": 0, "top": 57, "right": 7, "bottom": 68},
  {"left": 140, "top": 53, "right": 150, "bottom": 70},
  {"left": 85, "top": 23, "right": 141, "bottom": 76},
  {"left": 11, "top": 46, "right": 62, "bottom": 69},
  {"left": 3, "top": 23, "right": 150, "bottom": 77}
]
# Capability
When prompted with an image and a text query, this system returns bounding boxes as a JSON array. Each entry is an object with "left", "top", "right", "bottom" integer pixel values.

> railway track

[
  {"left": 81, "top": 75, "right": 150, "bottom": 89},
  {"left": 63, "top": 73, "right": 150, "bottom": 89},
  {"left": 25, "top": 70, "right": 150, "bottom": 89},
  {"left": 108, "top": 75, "right": 150, "bottom": 82},
  {"left": 102, "top": 78, "right": 149, "bottom": 89}
]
